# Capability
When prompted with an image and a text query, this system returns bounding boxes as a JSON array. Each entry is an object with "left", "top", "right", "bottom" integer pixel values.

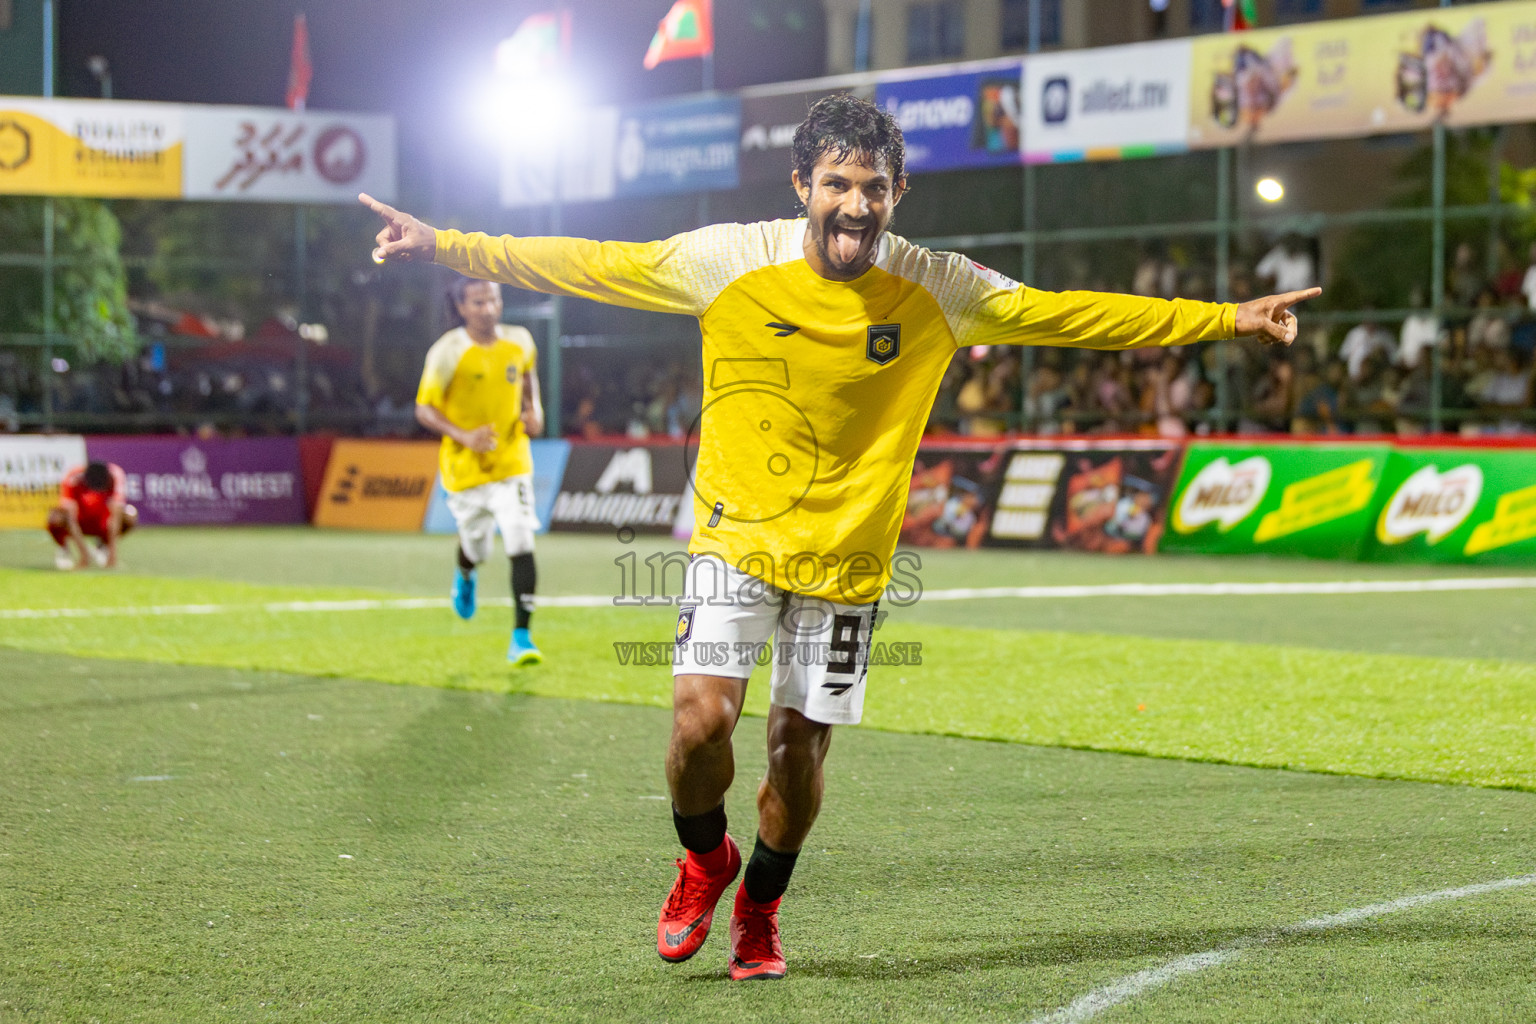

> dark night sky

[{"left": 57, "top": 0, "right": 825, "bottom": 210}]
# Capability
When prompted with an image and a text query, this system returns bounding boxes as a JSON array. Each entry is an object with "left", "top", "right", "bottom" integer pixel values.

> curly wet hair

[{"left": 791, "top": 93, "right": 906, "bottom": 188}]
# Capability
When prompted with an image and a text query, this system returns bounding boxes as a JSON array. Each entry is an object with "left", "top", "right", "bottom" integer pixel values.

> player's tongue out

[{"left": 829, "top": 222, "right": 865, "bottom": 264}]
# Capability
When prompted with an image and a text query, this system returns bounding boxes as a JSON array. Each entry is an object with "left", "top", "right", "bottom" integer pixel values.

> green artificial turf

[
  {"left": 3, "top": 651, "right": 1534, "bottom": 1024},
  {"left": 3, "top": 565, "right": 1535, "bottom": 790}
]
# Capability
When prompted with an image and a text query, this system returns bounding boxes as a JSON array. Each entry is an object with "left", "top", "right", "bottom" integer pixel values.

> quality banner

[
  {"left": 0, "top": 434, "right": 87, "bottom": 529},
  {"left": 1363, "top": 447, "right": 1536, "bottom": 565},
  {"left": 84, "top": 436, "right": 306, "bottom": 526},
  {"left": 313, "top": 440, "right": 438, "bottom": 531},
  {"left": 1161, "top": 442, "right": 1391, "bottom": 559},
  {"left": 0, "top": 98, "right": 184, "bottom": 198},
  {"left": 875, "top": 62, "right": 1023, "bottom": 173}
]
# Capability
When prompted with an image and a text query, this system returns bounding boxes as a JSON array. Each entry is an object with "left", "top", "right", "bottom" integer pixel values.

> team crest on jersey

[
  {"left": 675, "top": 606, "right": 695, "bottom": 645},
  {"left": 866, "top": 324, "right": 901, "bottom": 365},
  {"left": 505, "top": 365, "right": 520, "bottom": 384}
]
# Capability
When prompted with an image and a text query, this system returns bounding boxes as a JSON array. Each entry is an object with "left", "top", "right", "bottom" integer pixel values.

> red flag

[
  {"left": 643, "top": 0, "right": 712, "bottom": 70},
  {"left": 1223, "top": 0, "right": 1257, "bottom": 31},
  {"left": 286, "top": 13, "right": 313, "bottom": 111}
]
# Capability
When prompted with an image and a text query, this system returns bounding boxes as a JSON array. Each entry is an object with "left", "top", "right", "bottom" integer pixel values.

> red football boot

[
  {"left": 657, "top": 835, "right": 741, "bottom": 962},
  {"left": 727, "top": 885, "right": 786, "bottom": 980}
]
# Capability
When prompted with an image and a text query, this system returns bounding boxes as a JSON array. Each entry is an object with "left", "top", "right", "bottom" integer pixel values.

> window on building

[
  {"left": 908, "top": 0, "right": 966, "bottom": 62},
  {"left": 1001, "top": 0, "right": 1061, "bottom": 50},
  {"left": 1275, "top": 0, "right": 1322, "bottom": 22},
  {"left": 1189, "top": 0, "right": 1224, "bottom": 32}
]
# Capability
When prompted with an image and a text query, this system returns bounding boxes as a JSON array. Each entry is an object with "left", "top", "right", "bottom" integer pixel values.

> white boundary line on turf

[
  {"left": 5, "top": 576, "right": 1536, "bottom": 619},
  {"left": 1026, "top": 873, "right": 1536, "bottom": 1024}
]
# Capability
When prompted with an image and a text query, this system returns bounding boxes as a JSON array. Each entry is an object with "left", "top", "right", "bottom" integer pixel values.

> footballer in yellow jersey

[
  {"left": 366, "top": 93, "right": 1318, "bottom": 982},
  {"left": 414, "top": 277, "right": 545, "bottom": 666}
]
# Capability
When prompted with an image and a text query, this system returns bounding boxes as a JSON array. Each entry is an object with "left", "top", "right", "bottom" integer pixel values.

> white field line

[
  {"left": 1027, "top": 873, "right": 1536, "bottom": 1024},
  {"left": 5, "top": 576, "right": 1536, "bottom": 620}
]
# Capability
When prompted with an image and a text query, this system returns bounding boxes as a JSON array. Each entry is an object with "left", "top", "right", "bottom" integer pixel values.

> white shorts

[
  {"left": 445, "top": 474, "right": 538, "bottom": 563},
  {"left": 673, "top": 554, "right": 879, "bottom": 726}
]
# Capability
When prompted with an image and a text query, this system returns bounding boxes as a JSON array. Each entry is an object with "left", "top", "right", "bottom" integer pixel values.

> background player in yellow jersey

[
  {"left": 366, "top": 94, "right": 1317, "bottom": 981},
  {"left": 416, "top": 275, "right": 545, "bottom": 666}
]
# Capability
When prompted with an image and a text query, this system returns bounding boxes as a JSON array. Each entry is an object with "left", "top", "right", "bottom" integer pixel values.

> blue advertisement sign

[
  {"left": 423, "top": 439, "right": 573, "bottom": 536},
  {"left": 613, "top": 95, "right": 740, "bottom": 198},
  {"left": 875, "top": 64, "right": 1023, "bottom": 173}
]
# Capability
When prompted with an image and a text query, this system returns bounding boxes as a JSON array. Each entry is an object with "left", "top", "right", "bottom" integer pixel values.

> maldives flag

[
  {"left": 642, "top": 0, "right": 712, "bottom": 69},
  {"left": 496, "top": 11, "right": 572, "bottom": 77},
  {"left": 285, "top": 13, "right": 313, "bottom": 111}
]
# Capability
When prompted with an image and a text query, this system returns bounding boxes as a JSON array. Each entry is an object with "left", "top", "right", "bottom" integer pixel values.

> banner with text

[
  {"left": 739, "top": 89, "right": 844, "bottom": 186},
  {"left": 82, "top": 437, "right": 305, "bottom": 526},
  {"left": 1363, "top": 447, "right": 1536, "bottom": 565},
  {"left": 875, "top": 63, "right": 1023, "bottom": 173},
  {"left": 0, "top": 97, "right": 394, "bottom": 202},
  {"left": 1023, "top": 39, "right": 1190, "bottom": 162},
  {"left": 313, "top": 440, "right": 438, "bottom": 531},
  {"left": 1161, "top": 442, "right": 1392, "bottom": 559},
  {"left": 1187, "top": 1, "right": 1536, "bottom": 148},
  {"left": 0, "top": 435, "right": 87, "bottom": 529},
  {"left": 549, "top": 442, "right": 690, "bottom": 535}
]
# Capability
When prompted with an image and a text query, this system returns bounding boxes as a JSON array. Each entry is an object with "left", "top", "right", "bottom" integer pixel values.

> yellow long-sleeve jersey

[
  {"left": 416, "top": 324, "right": 537, "bottom": 492},
  {"left": 436, "top": 220, "right": 1234, "bottom": 603}
]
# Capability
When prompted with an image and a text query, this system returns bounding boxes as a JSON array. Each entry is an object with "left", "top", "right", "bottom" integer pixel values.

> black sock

[
  {"left": 510, "top": 552, "right": 536, "bottom": 631},
  {"left": 672, "top": 803, "right": 728, "bottom": 855},
  {"left": 456, "top": 546, "right": 476, "bottom": 577},
  {"left": 743, "top": 835, "right": 799, "bottom": 905}
]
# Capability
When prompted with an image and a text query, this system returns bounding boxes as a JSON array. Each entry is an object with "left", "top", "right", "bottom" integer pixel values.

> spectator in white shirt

[
  {"left": 1520, "top": 242, "right": 1536, "bottom": 311},
  {"left": 1255, "top": 235, "right": 1318, "bottom": 295},
  {"left": 1398, "top": 287, "right": 1443, "bottom": 369},
  {"left": 1339, "top": 316, "right": 1396, "bottom": 381}
]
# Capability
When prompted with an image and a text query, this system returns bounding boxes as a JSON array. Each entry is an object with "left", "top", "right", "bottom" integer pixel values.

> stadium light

[{"left": 1255, "top": 177, "right": 1285, "bottom": 203}]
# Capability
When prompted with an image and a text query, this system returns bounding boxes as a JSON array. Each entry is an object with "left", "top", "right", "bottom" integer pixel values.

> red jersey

[{"left": 59, "top": 464, "right": 126, "bottom": 532}]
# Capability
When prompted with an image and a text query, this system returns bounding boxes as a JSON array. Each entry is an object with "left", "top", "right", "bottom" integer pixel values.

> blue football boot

[
  {"left": 508, "top": 627, "right": 543, "bottom": 666},
  {"left": 451, "top": 569, "right": 477, "bottom": 620}
]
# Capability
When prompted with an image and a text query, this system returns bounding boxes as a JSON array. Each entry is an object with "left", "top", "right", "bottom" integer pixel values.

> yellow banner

[
  {"left": 312, "top": 440, "right": 439, "bottom": 531},
  {"left": 1253, "top": 458, "right": 1378, "bottom": 543},
  {"left": 0, "top": 99, "right": 183, "bottom": 198},
  {"left": 1465, "top": 483, "right": 1536, "bottom": 556},
  {"left": 0, "top": 436, "right": 87, "bottom": 530},
  {"left": 1187, "top": 1, "right": 1536, "bottom": 147}
]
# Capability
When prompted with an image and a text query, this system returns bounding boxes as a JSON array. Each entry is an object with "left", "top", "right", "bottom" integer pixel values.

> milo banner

[
  {"left": 0, "top": 435, "right": 87, "bottom": 529},
  {"left": 549, "top": 442, "right": 690, "bottom": 535},
  {"left": 1162, "top": 442, "right": 1392, "bottom": 559},
  {"left": 85, "top": 436, "right": 306, "bottom": 526},
  {"left": 1363, "top": 447, "right": 1536, "bottom": 565}
]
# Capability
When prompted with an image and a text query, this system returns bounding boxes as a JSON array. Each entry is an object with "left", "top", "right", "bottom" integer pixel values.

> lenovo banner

[
  {"left": 313, "top": 440, "right": 438, "bottom": 531},
  {"left": 550, "top": 443, "right": 690, "bottom": 535},
  {"left": 83, "top": 436, "right": 306, "bottom": 526},
  {"left": 875, "top": 63, "right": 1023, "bottom": 173},
  {"left": 0, "top": 435, "right": 87, "bottom": 529}
]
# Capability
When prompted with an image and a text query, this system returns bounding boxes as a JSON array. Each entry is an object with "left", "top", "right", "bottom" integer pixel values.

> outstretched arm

[
  {"left": 1234, "top": 288, "right": 1323, "bottom": 346},
  {"left": 361, "top": 193, "right": 437, "bottom": 265}
]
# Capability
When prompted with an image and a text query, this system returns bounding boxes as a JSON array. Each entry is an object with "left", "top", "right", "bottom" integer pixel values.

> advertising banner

[
  {"left": 902, "top": 444, "right": 1008, "bottom": 549},
  {"left": 739, "top": 89, "right": 842, "bottom": 186},
  {"left": 613, "top": 94, "right": 740, "bottom": 198},
  {"left": 83, "top": 437, "right": 306, "bottom": 526},
  {"left": 0, "top": 98, "right": 184, "bottom": 198},
  {"left": 424, "top": 439, "right": 572, "bottom": 536},
  {"left": 875, "top": 63, "right": 1023, "bottom": 173},
  {"left": 975, "top": 439, "right": 1181, "bottom": 552},
  {"left": 182, "top": 106, "right": 395, "bottom": 203},
  {"left": 1187, "top": 1, "right": 1536, "bottom": 148},
  {"left": 313, "top": 440, "right": 438, "bottom": 531},
  {"left": 1022, "top": 39, "right": 1190, "bottom": 162},
  {"left": 1161, "top": 442, "right": 1391, "bottom": 558},
  {"left": 0, "top": 435, "right": 87, "bottom": 529},
  {"left": 500, "top": 105, "right": 619, "bottom": 208},
  {"left": 1363, "top": 447, "right": 1536, "bottom": 565},
  {"left": 549, "top": 442, "right": 690, "bottom": 535}
]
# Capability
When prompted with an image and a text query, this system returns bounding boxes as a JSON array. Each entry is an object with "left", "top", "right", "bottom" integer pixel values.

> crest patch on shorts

[{"left": 675, "top": 606, "right": 696, "bottom": 645}]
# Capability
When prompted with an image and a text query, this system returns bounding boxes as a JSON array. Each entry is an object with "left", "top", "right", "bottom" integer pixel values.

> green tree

[{"left": 0, "top": 196, "right": 137, "bottom": 361}]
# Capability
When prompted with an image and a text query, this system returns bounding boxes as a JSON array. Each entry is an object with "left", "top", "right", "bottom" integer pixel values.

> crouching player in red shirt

[{"left": 46, "top": 461, "right": 137, "bottom": 570}]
